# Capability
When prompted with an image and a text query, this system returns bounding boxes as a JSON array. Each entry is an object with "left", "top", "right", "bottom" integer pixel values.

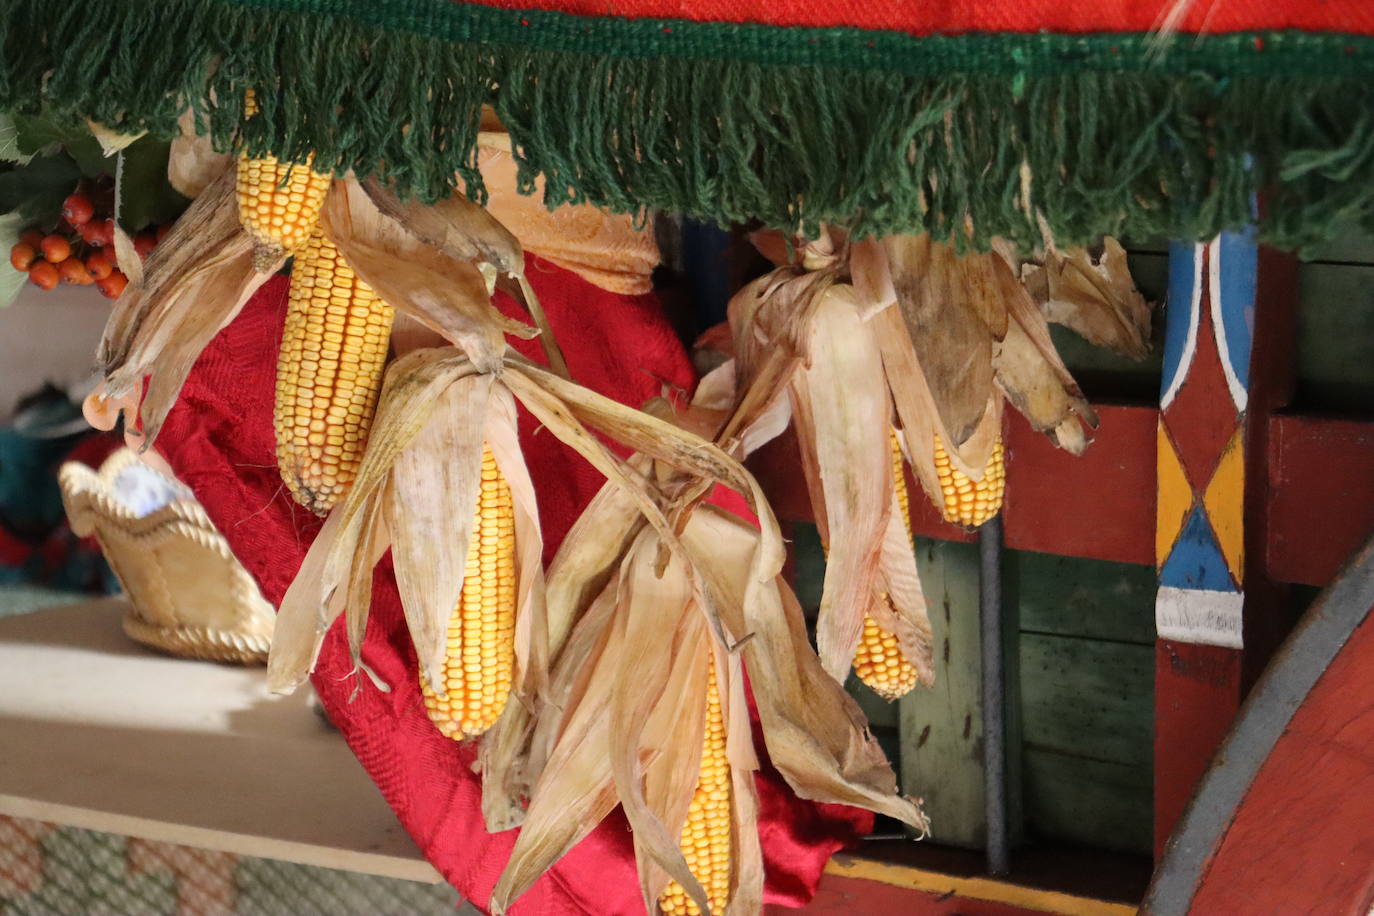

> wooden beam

[
  {"left": 1003, "top": 404, "right": 1156, "bottom": 565},
  {"left": 1267, "top": 414, "right": 1374, "bottom": 587},
  {"left": 773, "top": 858, "right": 1136, "bottom": 916},
  {"left": 1151, "top": 235, "right": 1259, "bottom": 854}
]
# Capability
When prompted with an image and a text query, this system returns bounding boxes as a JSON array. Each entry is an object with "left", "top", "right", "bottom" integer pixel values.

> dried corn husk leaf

[
  {"left": 166, "top": 110, "right": 232, "bottom": 198},
  {"left": 386, "top": 373, "right": 492, "bottom": 692},
  {"left": 791, "top": 286, "right": 892, "bottom": 681},
  {"left": 361, "top": 177, "right": 523, "bottom": 276},
  {"left": 83, "top": 167, "right": 274, "bottom": 449},
  {"left": 1029, "top": 239, "right": 1152, "bottom": 359},
  {"left": 267, "top": 350, "right": 479, "bottom": 693},
  {"left": 322, "top": 178, "right": 532, "bottom": 373},
  {"left": 990, "top": 255, "right": 1096, "bottom": 453},
  {"left": 484, "top": 388, "right": 548, "bottom": 698},
  {"left": 266, "top": 506, "right": 351, "bottom": 691},
  {"left": 883, "top": 234, "right": 996, "bottom": 447},
  {"left": 866, "top": 488, "right": 935, "bottom": 686},
  {"left": 682, "top": 506, "right": 928, "bottom": 831},
  {"left": 504, "top": 356, "right": 786, "bottom": 587},
  {"left": 611, "top": 534, "right": 715, "bottom": 916},
  {"left": 490, "top": 578, "right": 625, "bottom": 913}
]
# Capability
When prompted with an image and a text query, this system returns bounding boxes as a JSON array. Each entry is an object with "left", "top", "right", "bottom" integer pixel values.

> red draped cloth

[{"left": 152, "top": 256, "right": 869, "bottom": 914}]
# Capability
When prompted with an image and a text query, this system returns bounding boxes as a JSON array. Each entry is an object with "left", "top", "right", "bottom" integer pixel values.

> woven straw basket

[{"left": 59, "top": 448, "right": 274, "bottom": 664}]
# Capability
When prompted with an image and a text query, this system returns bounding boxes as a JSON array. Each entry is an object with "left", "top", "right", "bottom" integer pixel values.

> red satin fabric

[
  {"left": 154, "top": 256, "right": 869, "bottom": 914},
  {"left": 460, "top": 0, "right": 1374, "bottom": 36}
]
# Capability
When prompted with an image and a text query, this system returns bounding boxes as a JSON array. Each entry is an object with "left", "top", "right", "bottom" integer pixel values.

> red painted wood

[
  {"left": 1153, "top": 641, "right": 1242, "bottom": 858},
  {"left": 1187, "top": 613, "right": 1374, "bottom": 915},
  {"left": 1239, "top": 246, "right": 1300, "bottom": 695},
  {"left": 1003, "top": 404, "right": 1156, "bottom": 565},
  {"left": 1160, "top": 299, "right": 1240, "bottom": 491},
  {"left": 747, "top": 406, "right": 1374, "bottom": 585},
  {"left": 1267, "top": 415, "right": 1374, "bottom": 588},
  {"left": 770, "top": 874, "right": 1046, "bottom": 916}
]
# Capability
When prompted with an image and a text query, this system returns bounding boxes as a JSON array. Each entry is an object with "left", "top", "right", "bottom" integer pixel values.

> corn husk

[
  {"left": 83, "top": 166, "right": 272, "bottom": 448},
  {"left": 724, "top": 238, "right": 935, "bottom": 689},
  {"left": 166, "top": 108, "right": 232, "bottom": 199},
  {"left": 493, "top": 501, "right": 923, "bottom": 916},
  {"left": 1020, "top": 238, "right": 1153, "bottom": 360}
]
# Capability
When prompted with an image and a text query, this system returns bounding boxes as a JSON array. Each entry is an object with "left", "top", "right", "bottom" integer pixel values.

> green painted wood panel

[
  {"left": 1023, "top": 749, "right": 1153, "bottom": 854},
  {"left": 1009, "top": 551, "right": 1156, "bottom": 645},
  {"left": 898, "top": 538, "right": 1023, "bottom": 849},
  {"left": 1294, "top": 262, "right": 1374, "bottom": 416},
  {"left": 1011, "top": 549, "right": 1155, "bottom": 855}
]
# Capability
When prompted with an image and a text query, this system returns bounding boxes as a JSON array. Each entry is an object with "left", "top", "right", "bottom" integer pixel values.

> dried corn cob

[
  {"left": 852, "top": 430, "right": 919, "bottom": 700},
  {"left": 934, "top": 435, "right": 1005, "bottom": 528},
  {"left": 274, "top": 229, "right": 394, "bottom": 515},
  {"left": 421, "top": 447, "right": 517, "bottom": 740},
  {"left": 236, "top": 92, "right": 331, "bottom": 270},
  {"left": 660, "top": 656, "right": 732, "bottom": 916},
  {"left": 236, "top": 155, "right": 331, "bottom": 270}
]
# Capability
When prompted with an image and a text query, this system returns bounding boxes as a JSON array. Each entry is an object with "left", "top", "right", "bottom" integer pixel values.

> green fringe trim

[{"left": 3, "top": 0, "right": 1374, "bottom": 251}]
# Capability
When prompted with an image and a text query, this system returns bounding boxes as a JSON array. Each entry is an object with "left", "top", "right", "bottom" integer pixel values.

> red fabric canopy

[
  {"left": 464, "top": 0, "right": 1374, "bottom": 35},
  {"left": 153, "top": 259, "right": 870, "bottom": 914}
]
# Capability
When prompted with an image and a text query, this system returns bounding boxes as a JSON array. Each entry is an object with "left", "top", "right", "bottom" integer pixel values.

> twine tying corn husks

[{"left": 70, "top": 87, "right": 1154, "bottom": 912}]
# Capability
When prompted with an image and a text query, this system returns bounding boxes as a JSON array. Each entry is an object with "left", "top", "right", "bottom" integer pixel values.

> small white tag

[{"left": 1156, "top": 586, "right": 1244, "bottom": 649}]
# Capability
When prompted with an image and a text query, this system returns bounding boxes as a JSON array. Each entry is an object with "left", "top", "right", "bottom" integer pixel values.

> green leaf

[
  {"left": 116, "top": 137, "right": 190, "bottom": 232},
  {"left": 0, "top": 155, "right": 82, "bottom": 226},
  {"left": 0, "top": 211, "right": 29, "bottom": 308},
  {"left": 11, "top": 112, "right": 114, "bottom": 177},
  {"left": 0, "top": 112, "right": 32, "bottom": 164}
]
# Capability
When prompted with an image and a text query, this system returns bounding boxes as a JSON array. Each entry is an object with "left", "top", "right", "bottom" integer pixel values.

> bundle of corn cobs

[{"left": 79, "top": 100, "right": 1150, "bottom": 916}]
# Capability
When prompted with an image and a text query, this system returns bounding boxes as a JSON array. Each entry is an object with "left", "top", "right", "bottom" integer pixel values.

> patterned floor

[{"left": 0, "top": 815, "right": 468, "bottom": 915}]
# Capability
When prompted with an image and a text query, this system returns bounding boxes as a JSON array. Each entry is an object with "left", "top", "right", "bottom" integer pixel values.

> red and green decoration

[{"left": 1, "top": 0, "right": 1372, "bottom": 251}]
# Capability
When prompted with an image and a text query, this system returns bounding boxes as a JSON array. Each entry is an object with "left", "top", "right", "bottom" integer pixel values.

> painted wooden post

[{"left": 1152, "top": 234, "right": 1253, "bottom": 856}]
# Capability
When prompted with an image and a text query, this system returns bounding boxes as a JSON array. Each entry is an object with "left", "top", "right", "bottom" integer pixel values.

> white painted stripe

[
  {"left": 1160, "top": 243, "right": 1204, "bottom": 410},
  {"left": 1209, "top": 237, "right": 1249, "bottom": 412},
  {"left": 1156, "top": 585, "right": 1244, "bottom": 649}
]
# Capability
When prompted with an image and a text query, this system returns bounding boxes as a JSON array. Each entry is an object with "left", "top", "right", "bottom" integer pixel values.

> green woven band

[{"left": 3, "top": 0, "right": 1373, "bottom": 250}]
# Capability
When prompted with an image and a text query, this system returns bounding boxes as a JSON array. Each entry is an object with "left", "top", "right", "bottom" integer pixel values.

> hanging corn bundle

[
  {"left": 82, "top": 132, "right": 544, "bottom": 521},
  {"left": 490, "top": 446, "right": 927, "bottom": 916},
  {"left": 713, "top": 227, "right": 1151, "bottom": 698}
]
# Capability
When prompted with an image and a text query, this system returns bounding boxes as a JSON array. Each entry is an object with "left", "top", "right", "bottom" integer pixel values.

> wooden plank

[
  {"left": 1293, "top": 261, "right": 1374, "bottom": 416},
  {"left": 1019, "top": 634, "right": 1153, "bottom": 768},
  {"left": 899, "top": 538, "right": 996, "bottom": 848},
  {"left": 1010, "top": 551, "right": 1156, "bottom": 645},
  {"left": 1152, "top": 640, "right": 1240, "bottom": 857},
  {"left": 1267, "top": 414, "right": 1374, "bottom": 587},
  {"left": 0, "top": 599, "right": 442, "bottom": 884},
  {"left": 785, "top": 859, "right": 1137, "bottom": 916},
  {"left": 1023, "top": 750, "right": 1152, "bottom": 855},
  {"left": 1003, "top": 405, "right": 1157, "bottom": 566}
]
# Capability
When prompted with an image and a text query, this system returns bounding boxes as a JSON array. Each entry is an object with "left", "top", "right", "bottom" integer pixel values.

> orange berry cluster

[{"left": 9, "top": 190, "right": 171, "bottom": 299}]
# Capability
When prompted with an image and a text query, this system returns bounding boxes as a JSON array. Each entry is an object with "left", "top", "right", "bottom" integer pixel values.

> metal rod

[{"left": 980, "top": 515, "right": 1010, "bottom": 876}]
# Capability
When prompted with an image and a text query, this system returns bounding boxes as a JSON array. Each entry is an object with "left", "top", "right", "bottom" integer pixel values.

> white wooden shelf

[{"left": 0, "top": 598, "right": 443, "bottom": 884}]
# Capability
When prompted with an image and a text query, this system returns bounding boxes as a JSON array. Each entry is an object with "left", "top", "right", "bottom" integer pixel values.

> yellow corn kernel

[
  {"left": 853, "top": 430, "right": 919, "bottom": 701},
  {"left": 235, "top": 152, "right": 331, "bottom": 270},
  {"left": 274, "top": 229, "right": 394, "bottom": 515},
  {"left": 660, "top": 656, "right": 732, "bottom": 916},
  {"left": 934, "top": 435, "right": 1005, "bottom": 528},
  {"left": 421, "top": 447, "right": 517, "bottom": 740}
]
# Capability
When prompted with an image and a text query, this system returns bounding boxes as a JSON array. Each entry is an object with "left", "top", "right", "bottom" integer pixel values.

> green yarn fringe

[{"left": 3, "top": 0, "right": 1374, "bottom": 252}]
